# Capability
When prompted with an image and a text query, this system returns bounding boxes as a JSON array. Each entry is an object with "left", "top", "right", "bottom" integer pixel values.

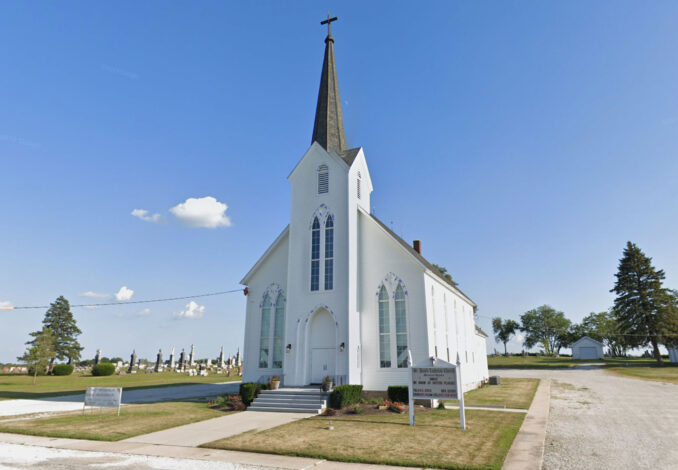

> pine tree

[
  {"left": 41, "top": 296, "right": 83, "bottom": 371},
  {"left": 18, "top": 326, "right": 56, "bottom": 384},
  {"left": 611, "top": 242, "right": 678, "bottom": 363}
]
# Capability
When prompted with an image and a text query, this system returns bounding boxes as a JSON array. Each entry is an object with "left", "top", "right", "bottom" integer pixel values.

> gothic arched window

[
  {"left": 272, "top": 294, "right": 285, "bottom": 369},
  {"left": 311, "top": 217, "right": 320, "bottom": 291},
  {"left": 378, "top": 286, "right": 391, "bottom": 368},
  {"left": 324, "top": 215, "right": 334, "bottom": 290},
  {"left": 318, "top": 164, "right": 329, "bottom": 194},
  {"left": 395, "top": 284, "right": 408, "bottom": 368},
  {"left": 259, "top": 294, "right": 272, "bottom": 368}
]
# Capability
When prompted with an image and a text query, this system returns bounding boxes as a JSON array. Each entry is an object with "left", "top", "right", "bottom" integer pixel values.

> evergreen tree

[
  {"left": 18, "top": 326, "right": 56, "bottom": 385},
  {"left": 611, "top": 242, "right": 678, "bottom": 363},
  {"left": 492, "top": 317, "right": 520, "bottom": 356},
  {"left": 41, "top": 296, "right": 83, "bottom": 370}
]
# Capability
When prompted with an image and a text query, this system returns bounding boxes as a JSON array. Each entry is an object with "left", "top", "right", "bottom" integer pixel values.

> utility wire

[{"left": 3, "top": 288, "right": 245, "bottom": 310}]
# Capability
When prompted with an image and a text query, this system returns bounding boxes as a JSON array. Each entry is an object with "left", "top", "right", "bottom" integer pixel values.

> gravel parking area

[{"left": 494, "top": 367, "right": 678, "bottom": 470}]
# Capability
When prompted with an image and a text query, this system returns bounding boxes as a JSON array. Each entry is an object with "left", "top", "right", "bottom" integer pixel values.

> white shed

[
  {"left": 571, "top": 336, "right": 604, "bottom": 360},
  {"left": 668, "top": 348, "right": 678, "bottom": 363}
]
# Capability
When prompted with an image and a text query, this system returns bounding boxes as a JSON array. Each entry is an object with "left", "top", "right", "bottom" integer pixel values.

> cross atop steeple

[
  {"left": 321, "top": 14, "right": 338, "bottom": 38},
  {"left": 311, "top": 14, "right": 346, "bottom": 154}
]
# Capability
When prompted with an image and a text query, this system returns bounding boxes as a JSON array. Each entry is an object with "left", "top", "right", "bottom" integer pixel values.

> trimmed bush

[
  {"left": 329, "top": 384, "right": 363, "bottom": 409},
  {"left": 239, "top": 382, "right": 268, "bottom": 406},
  {"left": 52, "top": 364, "right": 74, "bottom": 376},
  {"left": 91, "top": 362, "right": 116, "bottom": 376},
  {"left": 387, "top": 385, "right": 408, "bottom": 403}
]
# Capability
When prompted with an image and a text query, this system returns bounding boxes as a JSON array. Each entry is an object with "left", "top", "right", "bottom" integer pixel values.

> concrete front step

[{"left": 249, "top": 388, "right": 330, "bottom": 414}]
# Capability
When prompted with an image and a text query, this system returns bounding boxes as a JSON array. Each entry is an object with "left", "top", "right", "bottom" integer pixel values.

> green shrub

[
  {"left": 387, "top": 385, "right": 408, "bottom": 403},
  {"left": 28, "top": 365, "right": 47, "bottom": 376},
  {"left": 91, "top": 363, "right": 116, "bottom": 376},
  {"left": 52, "top": 364, "right": 74, "bottom": 376},
  {"left": 353, "top": 404, "right": 364, "bottom": 414},
  {"left": 437, "top": 401, "right": 446, "bottom": 409},
  {"left": 329, "top": 384, "right": 363, "bottom": 409},
  {"left": 239, "top": 382, "right": 268, "bottom": 406}
]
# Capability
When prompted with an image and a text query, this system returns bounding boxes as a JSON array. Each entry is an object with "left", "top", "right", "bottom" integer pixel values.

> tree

[
  {"left": 611, "top": 242, "right": 678, "bottom": 364},
  {"left": 520, "top": 305, "right": 571, "bottom": 356},
  {"left": 492, "top": 317, "right": 520, "bottom": 356},
  {"left": 41, "top": 296, "right": 83, "bottom": 371},
  {"left": 579, "top": 311, "right": 628, "bottom": 357},
  {"left": 431, "top": 264, "right": 458, "bottom": 287},
  {"left": 17, "top": 327, "right": 56, "bottom": 384}
]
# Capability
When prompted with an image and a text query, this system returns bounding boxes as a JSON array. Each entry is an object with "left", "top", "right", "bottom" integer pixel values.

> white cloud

[
  {"left": 512, "top": 333, "right": 525, "bottom": 344},
  {"left": 174, "top": 301, "right": 205, "bottom": 319},
  {"left": 170, "top": 196, "right": 231, "bottom": 228},
  {"left": 79, "top": 291, "right": 110, "bottom": 299},
  {"left": 131, "top": 209, "right": 162, "bottom": 223},
  {"left": 136, "top": 308, "right": 151, "bottom": 317},
  {"left": 115, "top": 286, "right": 135, "bottom": 301}
]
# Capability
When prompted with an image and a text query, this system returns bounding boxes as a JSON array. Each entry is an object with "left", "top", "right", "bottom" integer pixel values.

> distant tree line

[{"left": 492, "top": 242, "right": 678, "bottom": 364}]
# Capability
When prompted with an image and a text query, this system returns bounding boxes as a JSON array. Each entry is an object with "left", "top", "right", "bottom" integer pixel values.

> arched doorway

[{"left": 308, "top": 308, "right": 336, "bottom": 384}]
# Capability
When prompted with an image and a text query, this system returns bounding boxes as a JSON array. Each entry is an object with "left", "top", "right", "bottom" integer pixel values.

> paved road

[
  {"left": 0, "top": 442, "right": 274, "bottom": 470},
  {"left": 493, "top": 368, "right": 678, "bottom": 470},
  {"left": 0, "top": 381, "right": 241, "bottom": 417}
]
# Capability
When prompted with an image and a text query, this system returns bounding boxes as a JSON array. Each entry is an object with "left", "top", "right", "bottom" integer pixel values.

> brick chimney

[{"left": 413, "top": 240, "right": 421, "bottom": 254}]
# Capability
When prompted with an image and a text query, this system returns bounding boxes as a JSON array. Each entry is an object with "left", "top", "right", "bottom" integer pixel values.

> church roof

[
  {"left": 475, "top": 326, "right": 489, "bottom": 338},
  {"left": 367, "top": 213, "right": 477, "bottom": 308},
  {"left": 340, "top": 147, "right": 361, "bottom": 166},
  {"left": 311, "top": 28, "right": 346, "bottom": 154}
]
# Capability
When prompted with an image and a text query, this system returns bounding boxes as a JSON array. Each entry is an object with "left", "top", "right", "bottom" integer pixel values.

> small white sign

[
  {"left": 412, "top": 367, "right": 458, "bottom": 400},
  {"left": 84, "top": 387, "right": 122, "bottom": 415}
]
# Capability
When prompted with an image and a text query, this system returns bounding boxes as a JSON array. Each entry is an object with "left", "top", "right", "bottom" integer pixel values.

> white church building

[{"left": 241, "top": 22, "right": 488, "bottom": 392}]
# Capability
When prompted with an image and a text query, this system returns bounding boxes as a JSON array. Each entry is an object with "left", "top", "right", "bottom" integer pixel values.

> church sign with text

[{"left": 411, "top": 366, "right": 458, "bottom": 400}]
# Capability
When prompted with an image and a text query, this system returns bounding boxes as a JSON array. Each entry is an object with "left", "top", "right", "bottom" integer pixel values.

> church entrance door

[{"left": 308, "top": 308, "right": 336, "bottom": 384}]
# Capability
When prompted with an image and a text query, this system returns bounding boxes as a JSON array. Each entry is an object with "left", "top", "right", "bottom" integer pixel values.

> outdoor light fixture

[
  {"left": 286, "top": 344, "right": 292, "bottom": 353},
  {"left": 339, "top": 342, "right": 345, "bottom": 352}
]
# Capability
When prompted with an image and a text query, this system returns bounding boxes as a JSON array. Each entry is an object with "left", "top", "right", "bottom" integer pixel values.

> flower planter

[{"left": 270, "top": 380, "right": 280, "bottom": 390}]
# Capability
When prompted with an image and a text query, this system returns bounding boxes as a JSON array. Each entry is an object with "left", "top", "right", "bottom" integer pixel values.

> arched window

[
  {"left": 378, "top": 286, "right": 391, "bottom": 368},
  {"left": 318, "top": 164, "right": 329, "bottom": 194},
  {"left": 272, "top": 294, "right": 285, "bottom": 369},
  {"left": 395, "top": 285, "right": 408, "bottom": 368},
  {"left": 311, "top": 217, "right": 320, "bottom": 291},
  {"left": 324, "top": 215, "right": 334, "bottom": 290},
  {"left": 259, "top": 294, "right": 272, "bottom": 368}
]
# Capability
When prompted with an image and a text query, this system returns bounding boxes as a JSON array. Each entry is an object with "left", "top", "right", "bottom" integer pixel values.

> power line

[{"left": 2, "top": 288, "right": 245, "bottom": 311}]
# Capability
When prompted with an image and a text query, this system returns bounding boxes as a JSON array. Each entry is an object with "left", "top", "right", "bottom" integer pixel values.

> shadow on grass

[{"left": 0, "top": 380, "right": 241, "bottom": 402}]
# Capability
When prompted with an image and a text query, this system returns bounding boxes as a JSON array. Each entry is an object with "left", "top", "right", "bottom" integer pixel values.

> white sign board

[
  {"left": 411, "top": 367, "right": 458, "bottom": 400},
  {"left": 408, "top": 352, "right": 466, "bottom": 430},
  {"left": 84, "top": 387, "right": 122, "bottom": 415}
]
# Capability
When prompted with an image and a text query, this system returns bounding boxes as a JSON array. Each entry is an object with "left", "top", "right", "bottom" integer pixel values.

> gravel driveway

[{"left": 494, "top": 368, "right": 678, "bottom": 470}]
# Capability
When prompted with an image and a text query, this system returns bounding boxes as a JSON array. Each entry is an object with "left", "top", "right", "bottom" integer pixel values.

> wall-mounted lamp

[
  {"left": 286, "top": 344, "right": 292, "bottom": 353},
  {"left": 339, "top": 342, "right": 345, "bottom": 352}
]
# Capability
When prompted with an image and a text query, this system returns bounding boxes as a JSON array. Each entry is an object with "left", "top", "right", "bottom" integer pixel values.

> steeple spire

[{"left": 312, "top": 14, "right": 346, "bottom": 154}]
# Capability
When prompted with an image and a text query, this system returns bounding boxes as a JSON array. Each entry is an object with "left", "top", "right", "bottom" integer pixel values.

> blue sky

[{"left": 1, "top": 1, "right": 677, "bottom": 362}]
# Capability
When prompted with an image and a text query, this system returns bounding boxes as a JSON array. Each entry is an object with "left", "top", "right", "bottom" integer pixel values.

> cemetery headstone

[
  {"left": 94, "top": 349, "right": 102, "bottom": 366},
  {"left": 169, "top": 345, "right": 175, "bottom": 370},
  {"left": 128, "top": 350, "right": 137, "bottom": 374},
  {"left": 154, "top": 349, "right": 163, "bottom": 372},
  {"left": 189, "top": 344, "right": 195, "bottom": 366}
]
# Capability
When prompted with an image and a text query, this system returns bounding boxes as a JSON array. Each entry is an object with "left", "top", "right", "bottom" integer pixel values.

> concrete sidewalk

[
  {"left": 125, "top": 411, "right": 312, "bottom": 447},
  {"left": 502, "top": 379, "right": 551, "bottom": 470},
  {"left": 0, "top": 432, "right": 408, "bottom": 470}
]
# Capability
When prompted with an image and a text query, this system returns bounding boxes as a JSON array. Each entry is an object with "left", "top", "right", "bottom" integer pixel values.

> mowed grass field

[
  {"left": 205, "top": 409, "right": 525, "bottom": 470},
  {"left": 0, "top": 401, "right": 229, "bottom": 440},
  {"left": 489, "top": 355, "right": 678, "bottom": 383},
  {"left": 461, "top": 378, "right": 539, "bottom": 409},
  {"left": 0, "top": 372, "right": 240, "bottom": 400}
]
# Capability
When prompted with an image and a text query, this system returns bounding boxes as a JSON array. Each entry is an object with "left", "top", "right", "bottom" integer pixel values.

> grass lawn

[
  {"left": 606, "top": 363, "right": 678, "bottom": 384},
  {"left": 0, "top": 401, "right": 230, "bottom": 441},
  {"left": 205, "top": 409, "right": 524, "bottom": 470},
  {"left": 0, "top": 372, "right": 240, "bottom": 400},
  {"left": 487, "top": 355, "right": 659, "bottom": 369},
  {"left": 459, "top": 378, "right": 539, "bottom": 410}
]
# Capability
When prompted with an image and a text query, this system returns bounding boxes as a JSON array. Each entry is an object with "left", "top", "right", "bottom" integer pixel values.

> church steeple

[{"left": 311, "top": 14, "right": 346, "bottom": 154}]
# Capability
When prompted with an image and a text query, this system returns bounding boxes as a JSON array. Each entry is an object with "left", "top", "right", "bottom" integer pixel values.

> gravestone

[
  {"left": 94, "top": 349, "right": 102, "bottom": 366},
  {"left": 218, "top": 346, "right": 225, "bottom": 369},
  {"left": 178, "top": 349, "right": 185, "bottom": 371},
  {"left": 169, "top": 346, "right": 175, "bottom": 370},
  {"left": 154, "top": 349, "right": 163, "bottom": 372},
  {"left": 235, "top": 348, "right": 242, "bottom": 367},
  {"left": 189, "top": 344, "right": 195, "bottom": 366},
  {"left": 128, "top": 350, "right": 137, "bottom": 374}
]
